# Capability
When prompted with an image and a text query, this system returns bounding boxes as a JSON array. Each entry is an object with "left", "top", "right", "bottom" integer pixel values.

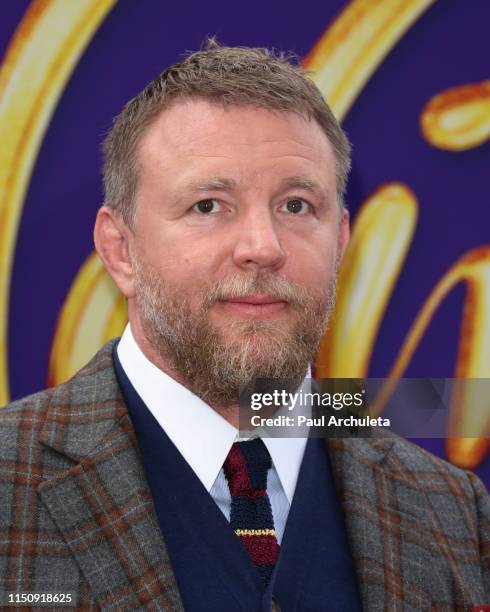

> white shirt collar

[{"left": 117, "top": 323, "right": 308, "bottom": 503}]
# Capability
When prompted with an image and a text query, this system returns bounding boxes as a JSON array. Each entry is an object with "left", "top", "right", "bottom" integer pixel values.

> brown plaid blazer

[{"left": 0, "top": 340, "right": 488, "bottom": 611}]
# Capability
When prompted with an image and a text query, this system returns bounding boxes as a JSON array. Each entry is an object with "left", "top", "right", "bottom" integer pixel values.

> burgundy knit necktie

[{"left": 223, "top": 438, "right": 280, "bottom": 586}]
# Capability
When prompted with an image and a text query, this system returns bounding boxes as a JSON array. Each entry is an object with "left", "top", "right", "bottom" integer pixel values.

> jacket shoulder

[
  {"left": 0, "top": 337, "right": 119, "bottom": 412},
  {"left": 372, "top": 429, "right": 489, "bottom": 505},
  {"left": 0, "top": 339, "right": 120, "bottom": 466},
  {"left": 0, "top": 386, "right": 56, "bottom": 441}
]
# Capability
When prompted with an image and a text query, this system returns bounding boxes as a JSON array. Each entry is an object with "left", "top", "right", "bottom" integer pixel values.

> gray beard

[{"left": 133, "top": 263, "right": 337, "bottom": 407}]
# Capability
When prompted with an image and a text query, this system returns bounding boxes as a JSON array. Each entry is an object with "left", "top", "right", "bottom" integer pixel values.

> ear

[
  {"left": 94, "top": 206, "right": 136, "bottom": 298},
  {"left": 336, "top": 207, "right": 350, "bottom": 262}
]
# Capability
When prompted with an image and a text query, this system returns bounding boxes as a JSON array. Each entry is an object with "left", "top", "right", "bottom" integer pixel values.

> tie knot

[{"left": 223, "top": 438, "right": 272, "bottom": 497}]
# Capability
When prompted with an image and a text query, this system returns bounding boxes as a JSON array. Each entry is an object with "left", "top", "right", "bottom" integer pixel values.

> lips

[
  {"left": 223, "top": 294, "right": 286, "bottom": 305},
  {"left": 217, "top": 294, "right": 288, "bottom": 319}
]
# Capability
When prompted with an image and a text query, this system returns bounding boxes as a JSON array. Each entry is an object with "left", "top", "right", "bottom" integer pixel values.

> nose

[{"left": 232, "top": 208, "right": 285, "bottom": 271}]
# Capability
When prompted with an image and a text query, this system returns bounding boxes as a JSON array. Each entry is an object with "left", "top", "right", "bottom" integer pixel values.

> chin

[{"left": 224, "top": 321, "right": 290, "bottom": 344}]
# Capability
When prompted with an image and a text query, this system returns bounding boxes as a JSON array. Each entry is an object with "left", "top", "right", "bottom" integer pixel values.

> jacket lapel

[
  {"left": 327, "top": 435, "right": 438, "bottom": 610},
  {"left": 36, "top": 341, "right": 184, "bottom": 610}
]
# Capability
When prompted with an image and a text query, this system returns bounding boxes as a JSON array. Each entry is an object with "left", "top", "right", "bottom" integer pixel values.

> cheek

[
  {"left": 145, "top": 239, "right": 201, "bottom": 278},
  {"left": 296, "top": 259, "right": 336, "bottom": 293},
  {"left": 135, "top": 222, "right": 221, "bottom": 302},
  {"left": 284, "top": 232, "right": 339, "bottom": 287},
  {"left": 153, "top": 253, "right": 215, "bottom": 309}
]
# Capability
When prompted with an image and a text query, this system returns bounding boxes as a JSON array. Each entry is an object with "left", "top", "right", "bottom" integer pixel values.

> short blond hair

[{"left": 103, "top": 39, "right": 351, "bottom": 227}]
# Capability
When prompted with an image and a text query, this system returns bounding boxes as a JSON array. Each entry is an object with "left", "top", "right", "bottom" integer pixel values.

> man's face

[{"left": 128, "top": 99, "right": 349, "bottom": 406}]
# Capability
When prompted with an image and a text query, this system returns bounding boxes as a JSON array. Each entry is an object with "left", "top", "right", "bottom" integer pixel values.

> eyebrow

[
  {"left": 184, "top": 177, "right": 238, "bottom": 193},
  {"left": 277, "top": 175, "right": 326, "bottom": 199},
  {"left": 183, "top": 175, "right": 326, "bottom": 196}
]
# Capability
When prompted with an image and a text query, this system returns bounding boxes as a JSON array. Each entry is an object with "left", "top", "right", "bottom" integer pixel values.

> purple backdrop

[{"left": 2, "top": 0, "right": 489, "bottom": 481}]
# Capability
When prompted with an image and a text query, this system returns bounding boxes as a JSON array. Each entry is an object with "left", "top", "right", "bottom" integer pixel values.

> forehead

[{"left": 137, "top": 99, "right": 336, "bottom": 190}]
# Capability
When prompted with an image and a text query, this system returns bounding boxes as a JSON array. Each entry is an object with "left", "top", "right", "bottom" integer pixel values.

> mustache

[{"left": 202, "top": 272, "right": 312, "bottom": 309}]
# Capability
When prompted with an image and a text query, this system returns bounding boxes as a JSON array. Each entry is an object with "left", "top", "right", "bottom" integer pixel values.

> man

[{"left": 0, "top": 41, "right": 488, "bottom": 611}]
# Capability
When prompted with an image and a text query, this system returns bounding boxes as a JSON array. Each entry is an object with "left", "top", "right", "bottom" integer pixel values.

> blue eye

[
  {"left": 281, "top": 199, "right": 310, "bottom": 214},
  {"left": 193, "top": 199, "right": 221, "bottom": 213}
]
